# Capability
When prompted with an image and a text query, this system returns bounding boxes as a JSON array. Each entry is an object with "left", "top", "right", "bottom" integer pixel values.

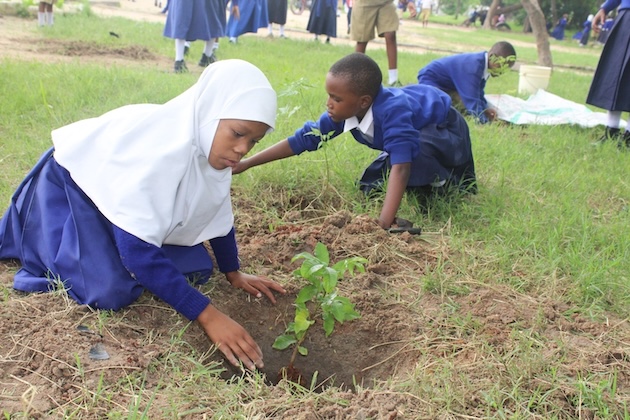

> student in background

[
  {"left": 307, "top": 0, "right": 337, "bottom": 43},
  {"left": 267, "top": 0, "right": 288, "bottom": 38},
  {"left": 351, "top": 0, "right": 401, "bottom": 86},
  {"left": 417, "top": 41, "right": 516, "bottom": 124},
  {"left": 227, "top": 0, "right": 269, "bottom": 43},
  {"left": 587, "top": 0, "right": 630, "bottom": 148},
  {"left": 38, "top": 0, "right": 55, "bottom": 26},
  {"left": 164, "top": 0, "right": 238, "bottom": 72}
]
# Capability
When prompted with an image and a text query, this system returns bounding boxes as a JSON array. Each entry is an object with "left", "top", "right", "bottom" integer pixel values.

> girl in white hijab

[{"left": 0, "top": 59, "right": 285, "bottom": 371}]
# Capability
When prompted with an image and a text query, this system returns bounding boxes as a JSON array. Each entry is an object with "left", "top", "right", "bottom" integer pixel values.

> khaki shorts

[
  {"left": 350, "top": 0, "right": 399, "bottom": 42},
  {"left": 420, "top": 8, "right": 431, "bottom": 20}
]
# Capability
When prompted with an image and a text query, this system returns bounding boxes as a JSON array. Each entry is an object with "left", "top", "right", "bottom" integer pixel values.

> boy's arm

[
  {"left": 235, "top": 139, "right": 295, "bottom": 173},
  {"left": 234, "top": 113, "right": 343, "bottom": 174},
  {"left": 379, "top": 162, "right": 411, "bottom": 229}
]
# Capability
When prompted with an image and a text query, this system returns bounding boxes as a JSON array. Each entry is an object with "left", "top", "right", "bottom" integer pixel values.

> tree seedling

[{"left": 273, "top": 242, "right": 367, "bottom": 383}]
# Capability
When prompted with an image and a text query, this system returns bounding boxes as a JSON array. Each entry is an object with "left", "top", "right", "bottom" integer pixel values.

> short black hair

[
  {"left": 328, "top": 53, "right": 382, "bottom": 99},
  {"left": 489, "top": 41, "right": 517, "bottom": 63}
]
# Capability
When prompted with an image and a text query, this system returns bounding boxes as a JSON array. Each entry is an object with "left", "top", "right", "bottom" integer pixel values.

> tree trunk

[
  {"left": 520, "top": 0, "right": 553, "bottom": 66},
  {"left": 523, "top": 16, "right": 531, "bottom": 32},
  {"left": 483, "top": 0, "right": 501, "bottom": 29}
]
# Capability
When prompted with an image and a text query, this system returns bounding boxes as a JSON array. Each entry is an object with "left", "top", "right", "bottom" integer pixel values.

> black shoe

[
  {"left": 174, "top": 60, "right": 188, "bottom": 73},
  {"left": 593, "top": 126, "right": 621, "bottom": 146},
  {"left": 199, "top": 53, "right": 216, "bottom": 67},
  {"left": 184, "top": 45, "right": 189, "bottom": 56},
  {"left": 618, "top": 130, "right": 630, "bottom": 150}
]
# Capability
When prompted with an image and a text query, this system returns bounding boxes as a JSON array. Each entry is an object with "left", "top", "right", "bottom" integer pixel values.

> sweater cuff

[
  {"left": 209, "top": 227, "right": 240, "bottom": 273},
  {"left": 176, "top": 289, "right": 211, "bottom": 321}
]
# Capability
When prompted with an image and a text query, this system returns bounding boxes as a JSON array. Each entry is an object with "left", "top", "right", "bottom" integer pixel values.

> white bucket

[{"left": 518, "top": 65, "right": 552, "bottom": 95}]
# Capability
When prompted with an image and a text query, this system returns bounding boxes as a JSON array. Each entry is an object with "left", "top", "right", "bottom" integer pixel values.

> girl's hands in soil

[
  {"left": 197, "top": 304, "right": 263, "bottom": 370},
  {"left": 225, "top": 271, "right": 286, "bottom": 304}
]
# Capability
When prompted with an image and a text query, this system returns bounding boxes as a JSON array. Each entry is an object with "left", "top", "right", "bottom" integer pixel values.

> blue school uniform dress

[
  {"left": 0, "top": 60, "right": 278, "bottom": 322},
  {"left": 0, "top": 149, "right": 239, "bottom": 320},
  {"left": 551, "top": 16, "right": 568, "bottom": 40},
  {"left": 579, "top": 18, "right": 592, "bottom": 45},
  {"left": 227, "top": 0, "right": 269, "bottom": 39},
  {"left": 267, "top": 0, "right": 287, "bottom": 25},
  {"left": 307, "top": 0, "right": 338, "bottom": 38},
  {"left": 587, "top": 0, "right": 630, "bottom": 112},
  {"left": 164, "top": 0, "right": 230, "bottom": 40},
  {"left": 287, "top": 84, "right": 476, "bottom": 195},
  {"left": 417, "top": 51, "right": 491, "bottom": 124}
]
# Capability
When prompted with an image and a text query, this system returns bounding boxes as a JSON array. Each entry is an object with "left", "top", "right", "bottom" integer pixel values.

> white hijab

[{"left": 52, "top": 60, "right": 277, "bottom": 247}]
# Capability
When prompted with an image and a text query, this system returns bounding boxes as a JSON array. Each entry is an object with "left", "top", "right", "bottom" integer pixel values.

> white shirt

[{"left": 343, "top": 106, "right": 375, "bottom": 144}]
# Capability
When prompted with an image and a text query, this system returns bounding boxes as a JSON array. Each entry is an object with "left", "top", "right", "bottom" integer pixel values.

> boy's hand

[
  {"left": 197, "top": 304, "right": 263, "bottom": 370},
  {"left": 484, "top": 108, "right": 497, "bottom": 121},
  {"left": 232, "top": 159, "right": 249, "bottom": 175},
  {"left": 226, "top": 271, "right": 286, "bottom": 304}
]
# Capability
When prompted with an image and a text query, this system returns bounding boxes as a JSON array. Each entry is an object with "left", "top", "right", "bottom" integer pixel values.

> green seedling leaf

[
  {"left": 298, "top": 346, "right": 308, "bottom": 356},
  {"left": 273, "top": 334, "right": 298, "bottom": 350},
  {"left": 313, "top": 242, "right": 330, "bottom": 265},
  {"left": 294, "top": 305, "right": 314, "bottom": 336},
  {"left": 330, "top": 296, "right": 360, "bottom": 323},
  {"left": 322, "top": 267, "right": 339, "bottom": 293},
  {"left": 322, "top": 311, "right": 335, "bottom": 337},
  {"left": 295, "top": 284, "right": 318, "bottom": 304}
]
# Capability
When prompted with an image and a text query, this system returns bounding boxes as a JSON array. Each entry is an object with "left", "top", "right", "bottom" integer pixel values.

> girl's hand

[
  {"left": 226, "top": 271, "right": 286, "bottom": 304},
  {"left": 197, "top": 304, "right": 263, "bottom": 370}
]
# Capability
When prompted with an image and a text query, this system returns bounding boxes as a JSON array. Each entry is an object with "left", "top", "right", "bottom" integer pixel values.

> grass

[{"left": 1, "top": 7, "right": 629, "bottom": 419}]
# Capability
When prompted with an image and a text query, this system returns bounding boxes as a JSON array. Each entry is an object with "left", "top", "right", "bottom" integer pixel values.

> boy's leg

[
  {"left": 44, "top": 3, "right": 54, "bottom": 25},
  {"left": 350, "top": 0, "right": 378, "bottom": 47},
  {"left": 38, "top": 2, "right": 46, "bottom": 26},
  {"left": 374, "top": 1, "right": 399, "bottom": 84}
]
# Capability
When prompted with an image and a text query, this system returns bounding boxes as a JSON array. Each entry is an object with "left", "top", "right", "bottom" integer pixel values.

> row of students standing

[{"left": 163, "top": 0, "right": 287, "bottom": 72}]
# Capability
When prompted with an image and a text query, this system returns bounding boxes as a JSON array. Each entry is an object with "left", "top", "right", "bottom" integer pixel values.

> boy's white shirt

[
  {"left": 53, "top": 60, "right": 277, "bottom": 247},
  {"left": 343, "top": 106, "right": 375, "bottom": 144}
]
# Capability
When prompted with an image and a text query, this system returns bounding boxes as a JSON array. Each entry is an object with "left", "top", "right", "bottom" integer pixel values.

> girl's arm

[{"left": 379, "top": 162, "right": 411, "bottom": 228}]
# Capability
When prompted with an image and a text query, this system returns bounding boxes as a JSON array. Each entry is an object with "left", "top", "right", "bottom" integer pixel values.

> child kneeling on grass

[
  {"left": 0, "top": 60, "right": 286, "bottom": 371},
  {"left": 233, "top": 52, "right": 477, "bottom": 230}
]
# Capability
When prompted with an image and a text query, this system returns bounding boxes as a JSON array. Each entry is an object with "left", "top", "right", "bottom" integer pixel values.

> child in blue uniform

[
  {"left": 234, "top": 53, "right": 476, "bottom": 229},
  {"left": 551, "top": 13, "right": 569, "bottom": 40},
  {"left": 227, "top": 0, "right": 269, "bottom": 43},
  {"left": 0, "top": 60, "right": 286, "bottom": 371},
  {"left": 587, "top": 0, "right": 630, "bottom": 148},
  {"left": 417, "top": 41, "right": 516, "bottom": 124},
  {"left": 578, "top": 14, "right": 594, "bottom": 47},
  {"left": 164, "top": 0, "right": 239, "bottom": 72},
  {"left": 307, "top": 0, "right": 337, "bottom": 43}
]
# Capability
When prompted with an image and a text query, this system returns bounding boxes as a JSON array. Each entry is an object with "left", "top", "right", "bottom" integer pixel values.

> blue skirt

[
  {"left": 586, "top": 9, "right": 630, "bottom": 112},
  {"left": 227, "top": 0, "right": 269, "bottom": 38},
  {"left": 358, "top": 107, "right": 477, "bottom": 195},
  {"left": 267, "top": 0, "right": 287, "bottom": 25},
  {"left": 164, "top": 0, "right": 228, "bottom": 41},
  {"left": 0, "top": 149, "right": 214, "bottom": 310},
  {"left": 306, "top": 0, "right": 337, "bottom": 37}
]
